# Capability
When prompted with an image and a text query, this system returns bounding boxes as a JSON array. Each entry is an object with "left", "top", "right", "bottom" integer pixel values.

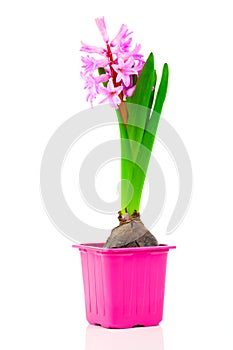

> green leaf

[
  {"left": 127, "top": 52, "right": 155, "bottom": 108},
  {"left": 129, "top": 63, "right": 169, "bottom": 212},
  {"left": 116, "top": 60, "right": 169, "bottom": 213},
  {"left": 143, "top": 63, "right": 169, "bottom": 153},
  {"left": 153, "top": 63, "right": 169, "bottom": 115},
  {"left": 150, "top": 70, "right": 157, "bottom": 108},
  {"left": 146, "top": 69, "right": 157, "bottom": 125},
  {"left": 126, "top": 53, "right": 156, "bottom": 158}
]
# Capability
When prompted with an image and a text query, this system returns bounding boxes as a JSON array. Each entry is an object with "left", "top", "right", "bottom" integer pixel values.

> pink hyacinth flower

[
  {"left": 95, "top": 74, "right": 110, "bottom": 84},
  {"left": 110, "top": 24, "right": 128, "bottom": 47},
  {"left": 124, "top": 85, "right": 136, "bottom": 97},
  {"left": 95, "top": 17, "right": 109, "bottom": 43},
  {"left": 80, "top": 18, "right": 145, "bottom": 109},
  {"left": 80, "top": 72, "right": 98, "bottom": 106},
  {"left": 119, "top": 43, "right": 143, "bottom": 61},
  {"left": 99, "top": 80, "right": 123, "bottom": 108},
  {"left": 81, "top": 56, "right": 97, "bottom": 74},
  {"left": 81, "top": 56, "right": 109, "bottom": 75},
  {"left": 80, "top": 41, "right": 105, "bottom": 54},
  {"left": 112, "top": 57, "right": 138, "bottom": 87}
]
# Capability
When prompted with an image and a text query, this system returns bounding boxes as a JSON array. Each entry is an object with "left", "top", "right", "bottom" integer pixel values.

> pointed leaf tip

[{"left": 153, "top": 62, "right": 169, "bottom": 115}]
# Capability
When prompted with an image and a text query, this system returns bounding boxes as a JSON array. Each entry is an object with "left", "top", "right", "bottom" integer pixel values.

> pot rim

[{"left": 72, "top": 242, "right": 176, "bottom": 253}]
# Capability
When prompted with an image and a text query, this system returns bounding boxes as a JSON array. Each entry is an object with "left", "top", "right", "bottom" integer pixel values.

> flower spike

[{"left": 80, "top": 19, "right": 145, "bottom": 112}]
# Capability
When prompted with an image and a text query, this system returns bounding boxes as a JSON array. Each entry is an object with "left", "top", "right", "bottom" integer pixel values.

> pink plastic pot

[{"left": 73, "top": 243, "right": 175, "bottom": 329}]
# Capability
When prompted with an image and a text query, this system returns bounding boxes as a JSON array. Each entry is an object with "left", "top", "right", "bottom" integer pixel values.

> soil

[{"left": 104, "top": 219, "right": 158, "bottom": 248}]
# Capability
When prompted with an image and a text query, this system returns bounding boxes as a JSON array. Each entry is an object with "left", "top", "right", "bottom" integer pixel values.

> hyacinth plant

[{"left": 81, "top": 17, "right": 168, "bottom": 223}]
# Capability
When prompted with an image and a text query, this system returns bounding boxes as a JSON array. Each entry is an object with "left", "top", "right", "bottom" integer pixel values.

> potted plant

[{"left": 73, "top": 17, "right": 175, "bottom": 329}]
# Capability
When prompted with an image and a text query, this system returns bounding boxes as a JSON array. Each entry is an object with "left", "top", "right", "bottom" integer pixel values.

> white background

[{"left": 1, "top": 0, "right": 233, "bottom": 349}]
